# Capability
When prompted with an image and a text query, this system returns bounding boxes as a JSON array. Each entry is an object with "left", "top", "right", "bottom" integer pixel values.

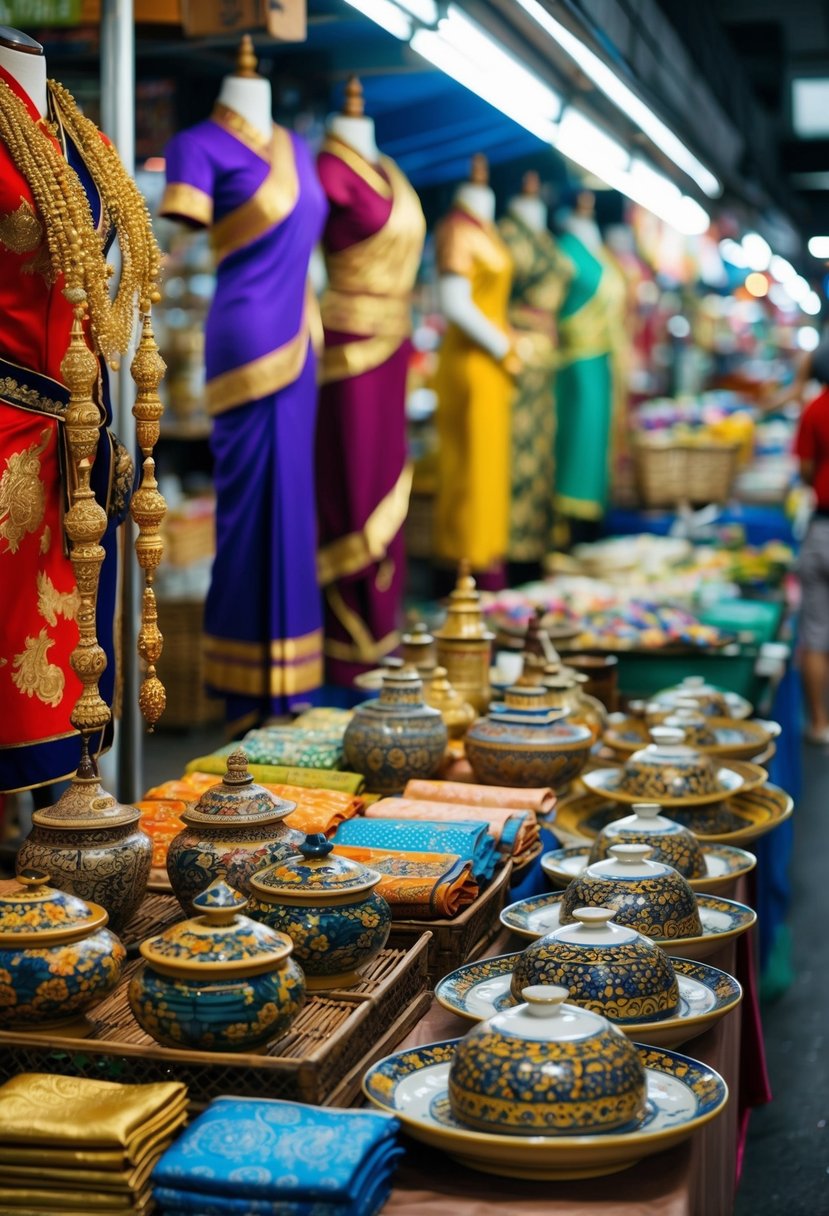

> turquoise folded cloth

[
  {"left": 333, "top": 816, "right": 497, "bottom": 885},
  {"left": 151, "top": 1097, "right": 401, "bottom": 1216}
]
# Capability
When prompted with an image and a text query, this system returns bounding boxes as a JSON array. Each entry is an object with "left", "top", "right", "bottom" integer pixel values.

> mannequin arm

[{"left": 438, "top": 274, "right": 510, "bottom": 360}]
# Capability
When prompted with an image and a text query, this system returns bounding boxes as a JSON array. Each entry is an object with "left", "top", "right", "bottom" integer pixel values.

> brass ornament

[{"left": 434, "top": 561, "right": 495, "bottom": 715}]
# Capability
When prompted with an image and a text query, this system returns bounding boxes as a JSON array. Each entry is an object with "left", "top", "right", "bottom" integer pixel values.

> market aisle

[{"left": 735, "top": 745, "right": 829, "bottom": 1215}]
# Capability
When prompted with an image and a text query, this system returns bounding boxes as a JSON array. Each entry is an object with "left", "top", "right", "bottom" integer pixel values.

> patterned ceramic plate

[
  {"left": 435, "top": 953, "right": 742, "bottom": 1048},
  {"left": 553, "top": 786, "right": 793, "bottom": 846},
  {"left": 499, "top": 891, "right": 756, "bottom": 960},
  {"left": 580, "top": 760, "right": 767, "bottom": 807},
  {"left": 363, "top": 1040, "right": 728, "bottom": 1180},
  {"left": 540, "top": 843, "right": 757, "bottom": 894},
  {"left": 604, "top": 717, "right": 775, "bottom": 761}
]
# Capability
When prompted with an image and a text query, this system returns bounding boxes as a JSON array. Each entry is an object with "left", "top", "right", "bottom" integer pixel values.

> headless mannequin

[
  {"left": 561, "top": 188, "right": 602, "bottom": 254},
  {"left": 0, "top": 26, "right": 47, "bottom": 116},
  {"left": 439, "top": 155, "right": 513, "bottom": 363},
  {"left": 215, "top": 34, "right": 271, "bottom": 141},
  {"left": 327, "top": 77, "right": 379, "bottom": 163},
  {"left": 508, "top": 170, "right": 547, "bottom": 233}
]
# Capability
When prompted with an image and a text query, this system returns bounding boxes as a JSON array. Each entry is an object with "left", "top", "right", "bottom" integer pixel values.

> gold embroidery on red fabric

[
  {"left": 39, "top": 525, "right": 51, "bottom": 554},
  {"left": 0, "top": 428, "right": 50, "bottom": 554},
  {"left": 0, "top": 378, "right": 63, "bottom": 417},
  {"left": 11, "top": 628, "right": 65, "bottom": 708},
  {"left": 37, "top": 571, "right": 80, "bottom": 627},
  {"left": 0, "top": 198, "right": 42, "bottom": 253}
]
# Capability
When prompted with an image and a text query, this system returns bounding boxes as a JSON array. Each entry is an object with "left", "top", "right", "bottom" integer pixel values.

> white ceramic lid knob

[
  {"left": 609, "top": 843, "right": 653, "bottom": 864},
  {"left": 631, "top": 803, "right": 662, "bottom": 820},
  {"left": 521, "top": 984, "right": 569, "bottom": 1016}
]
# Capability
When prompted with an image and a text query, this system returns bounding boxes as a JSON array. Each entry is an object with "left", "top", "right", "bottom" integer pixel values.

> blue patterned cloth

[
  {"left": 152, "top": 1098, "right": 401, "bottom": 1216},
  {"left": 333, "top": 816, "right": 498, "bottom": 884}
]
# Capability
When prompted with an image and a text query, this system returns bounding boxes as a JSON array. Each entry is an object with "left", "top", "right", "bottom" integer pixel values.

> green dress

[{"left": 498, "top": 213, "right": 572, "bottom": 562}]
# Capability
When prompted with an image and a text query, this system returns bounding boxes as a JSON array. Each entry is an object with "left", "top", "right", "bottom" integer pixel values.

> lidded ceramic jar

[
  {"left": 659, "top": 706, "right": 718, "bottom": 748},
  {"left": 247, "top": 834, "right": 391, "bottom": 989},
  {"left": 448, "top": 985, "right": 647, "bottom": 1135},
  {"left": 422, "top": 666, "right": 476, "bottom": 739},
  {"left": 165, "top": 749, "right": 302, "bottom": 911},
  {"left": 400, "top": 622, "right": 438, "bottom": 672},
  {"left": 465, "top": 685, "right": 592, "bottom": 790},
  {"left": 510, "top": 907, "right": 679, "bottom": 1022},
  {"left": 128, "top": 879, "right": 305, "bottom": 1052},
  {"left": 0, "top": 870, "right": 125, "bottom": 1031},
  {"left": 560, "top": 844, "right": 702, "bottom": 940},
  {"left": 343, "top": 668, "right": 448, "bottom": 795},
  {"left": 612, "top": 728, "right": 722, "bottom": 801},
  {"left": 650, "top": 677, "right": 735, "bottom": 719},
  {"left": 588, "top": 803, "right": 706, "bottom": 879}
]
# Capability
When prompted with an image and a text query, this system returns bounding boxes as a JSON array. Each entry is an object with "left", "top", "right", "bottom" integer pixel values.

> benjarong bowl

[
  {"left": 449, "top": 985, "right": 647, "bottom": 1135},
  {"left": 465, "top": 686, "right": 592, "bottom": 790},
  {"left": 658, "top": 708, "right": 718, "bottom": 748},
  {"left": 343, "top": 669, "right": 448, "bottom": 795},
  {"left": 587, "top": 803, "right": 706, "bottom": 879},
  {"left": 614, "top": 733, "right": 721, "bottom": 801},
  {"left": 510, "top": 907, "right": 679, "bottom": 1023},
  {"left": 560, "top": 844, "right": 702, "bottom": 940}
]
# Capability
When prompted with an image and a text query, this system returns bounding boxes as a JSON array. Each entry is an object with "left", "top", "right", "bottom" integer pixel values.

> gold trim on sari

[
  {"left": 317, "top": 462, "right": 412, "bottom": 586},
  {"left": 323, "top": 583, "right": 400, "bottom": 663},
  {"left": 205, "top": 302, "right": 311, "bottom": 415},
  {"left": 211, "top": 126, "right": 298, "bottom": 264},
  {"left": 319, "top": 333, "right": 403, "bottom": 384},
  {"left": 558, "top": 283, "right": 613, "bottom": 364},
  {"left": 158, "top": 182, "right": 213, "bottom": 227},
  {"left": 203, "top": 651, "right": 323, "bottom": 698},
  {"left": 211, "top": 103, "right": 272, "bottom": 159},
  {"left": 320, "top": 134, "right": 392, "bottom": 198},
  {"left": 202, "top": 629, "right": 323, "bottom": 662},
  {"left": 321, "top": 290, "right": 410, "bottom": 338}
]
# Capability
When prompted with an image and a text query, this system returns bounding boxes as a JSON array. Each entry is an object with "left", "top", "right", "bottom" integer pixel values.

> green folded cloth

[
  {"left": 185, "top": 754, "right": 365, "bottom": 794},
  {"left": 239, "top": 726, "right": 345, "bottom": 770}
]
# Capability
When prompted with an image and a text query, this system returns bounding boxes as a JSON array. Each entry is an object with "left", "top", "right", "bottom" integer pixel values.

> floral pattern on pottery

[
  {"left": 465, "top": 686, "right": 592, "bottom": 791},
  {"left": 560, "top": 845, "right": 702, "bottom": 939},
  {"left": 510, "top": 908, "right": 679, "bottom": 1022},
  {"left": 448, "top": 987, "right": 647, "bottom": 1135},
  {"left": 343, "top": 669, "right": 448, "bottom": 795},
  {"left": 613, "top": 734, "right": 721, "bottom": 800},
  {"left": 588, "top": 804, "right": 706, "bottom": 879}
]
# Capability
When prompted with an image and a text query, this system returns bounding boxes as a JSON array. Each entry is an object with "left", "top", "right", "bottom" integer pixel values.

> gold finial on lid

[
  {"left": 235, "top": 34, "right": 260, "bottom": 79},
  {"left": 470, "top": 153, "right": 489, "bottom": 186},
  {"left": 224, "top": 748, "right": 254, "bottom": 786},
  {"left": 522, "top": 170, "right": 541, "bottom": 197},
  {"left": 343, "top": 75, "right": 365, "bottom": 118}
]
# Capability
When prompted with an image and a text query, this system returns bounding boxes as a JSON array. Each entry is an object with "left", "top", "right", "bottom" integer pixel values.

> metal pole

[{"left": 100, "top": 0, "right": 142, "bottom": 804}]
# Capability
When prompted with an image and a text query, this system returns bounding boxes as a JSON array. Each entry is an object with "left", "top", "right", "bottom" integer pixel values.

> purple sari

[{"left": 161, "top": 106, "right": 327, "bottom": 728}]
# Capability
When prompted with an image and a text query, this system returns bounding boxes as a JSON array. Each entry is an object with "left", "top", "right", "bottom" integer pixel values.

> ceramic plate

[
  {"left": 540, "top": 843, "right": 757, "bottom": 894},
  {"left": 604, "top": 717, "right": 775, "bottom": 761},
  {"left": 553, "top": 785, "right": 793, "bottom": 847},
  {"left": 363, "top": 1040, "right": 729, "bottom": 1180},
  {"left": 580, "top": 760, "right": 767, "bottom": 807},
  {"left": 435, "top": 953, "right": 742, "bottom": 1048},
  {"left": 499, "top": 891, "right": 756, "bottom": 960}
]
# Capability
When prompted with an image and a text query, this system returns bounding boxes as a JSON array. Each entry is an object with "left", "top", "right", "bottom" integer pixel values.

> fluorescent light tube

[
  {"left": 342, "top": 0, "right": 411, "bottom": 39},
  {"left": 719, "top": 239, "right": 748, "bottom": 268},
  {"left": 394, "top": 0, "right": 438, "bottom": 24},
  {"left": 808, "top": 236, "right": 829, "bottom": 258},
  {"left": 769, "top": 254, "right": 797, "bottom": 283}
]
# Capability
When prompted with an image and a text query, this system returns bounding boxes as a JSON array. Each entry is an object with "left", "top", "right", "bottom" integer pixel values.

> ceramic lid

[
  {"left": 0, "top": 870, "right": 108, "bottom": 945},
  {"left": 140, "top": 879, "right": 293, "bottom": 978},
  {"left": 608, "top": 803, "right": 686, "bottom": 837},
  {"left": 181, "top": 749, "right": 296, "bottom": 827},
  {"left": 355, "top": 667, "right": 443, "bottom": 718},
  {"left": 487, "top": 688, "right": 591, "bottom": 739},
  {"left": 549, "top": 906, "right": 641, "bottom": 947},
  {"left": 485, "top": 984, "right": 615, "bottom": 1042},
  {"left": 628, "top": 731, "right": 716, "bottom": 773},
  {"left": 661, "top": 708, "right": 718, "bottom": 745},
  {"left": 31, "top": 751, "right": 140, "bottom": 831},
  {"left": 249, "top": 834, "right": 380, "bottom": 900},
  {"left": 585, "top": 843, "right": 673, "bottom": 879},
  {"left": 434, "top": 562, "right": 494, "bottom": 642}
]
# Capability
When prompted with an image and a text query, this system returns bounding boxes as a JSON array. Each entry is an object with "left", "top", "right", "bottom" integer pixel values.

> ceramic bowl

[
  {"left": 344, "top": 668, "right": 448, "bottom": 794},
  {"left": 658, "top": 708, "right": 718, "bottom": 748},
  {"left": 610, "top": 729, "right": 722, "bottom": 800},
  {"left": 465, "top": 686, "right": 593, "bottom": 790},
  {"left": 510, "top": 907, "right": 679, "bottom": 1023},
  {"left": 129, "top": 880, "right": 305, "bottom": 1052},
  {"left": 448, "top": 984, "right": 647, "bottom": 1136},
  {"left": 247, "top": 833, "right": 391, "bottom": 989},
  {"left": 560, "top": 844, "right": 703, "bottom": 940},
  {"left": 0, "top": 870, "right": 125, "bottom": 1033},
  {"left": 649, "top": 677, "right": 752, "bottom": 720},
  {"left": 587, "top": 803, "right": 706, "bottom": 879}
]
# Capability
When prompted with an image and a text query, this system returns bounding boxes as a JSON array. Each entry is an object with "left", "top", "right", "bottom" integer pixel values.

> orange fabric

[
  {"left": 367, "top": 797, "right": 539, "bottom": 856},
  {"left": 404, "top": 779, "right": 556, "bottom": 816},
  {"left": 331, "top": 844, "right": 478, "bottom": 919},
  {"left": 136, "top": 800, "right": 187, "bottom": 869}
]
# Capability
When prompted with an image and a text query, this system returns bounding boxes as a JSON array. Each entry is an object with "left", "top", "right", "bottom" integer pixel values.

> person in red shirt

[{"left": 795, "top": 375, "right": 829, "bottom": 741}]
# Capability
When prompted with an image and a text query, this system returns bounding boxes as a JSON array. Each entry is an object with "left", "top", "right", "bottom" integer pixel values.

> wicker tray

[
  {"left": 0, "top": 936, "right": 432, "bottom": 1110},
  {"left": 388, "top": 860, "right": 513, "bottom": 986}
]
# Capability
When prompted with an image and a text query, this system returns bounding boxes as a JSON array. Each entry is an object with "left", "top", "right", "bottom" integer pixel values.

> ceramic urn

[
  {"left": 465, "top": 685, "right": 592, "bottom": 790},
  {"left": 343, "top": 668, "right": 448, "bottom": 795}
]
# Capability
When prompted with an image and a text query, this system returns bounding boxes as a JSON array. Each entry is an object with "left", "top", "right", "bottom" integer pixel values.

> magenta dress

[
  {"left": 161, "top": 105, "right": 327, "bottom": 729},
  {"left": 316, "top": 135, "right": 425, "bottom": 689}
]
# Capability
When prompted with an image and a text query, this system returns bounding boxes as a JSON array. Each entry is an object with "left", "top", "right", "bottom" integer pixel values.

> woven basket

[
  {"left": 156, "top": 598, "right": 222, "bottom": 729},
  {"left": 634, "top": 437, "right": 739, "bottom": 508}
]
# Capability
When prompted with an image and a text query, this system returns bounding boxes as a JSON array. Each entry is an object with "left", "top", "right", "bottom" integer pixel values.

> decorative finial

[
  {"left": 522, "top": 170, "right": 541, "bottom": 197},
  {"left": 470, "top": 153, "right": 489, "bottom": 186},
  {"left": 224, "top": 748, "right": 253, "bottom": 786},
  {"left": 235, "top": 33, "right": 259, "bottom": 79},
  {"left": 343, "top": 75, "right": 364, "bottom": 118}
]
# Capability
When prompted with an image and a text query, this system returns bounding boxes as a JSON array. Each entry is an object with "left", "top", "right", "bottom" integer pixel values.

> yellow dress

[{"left": 433, "top": 204, "right": 514, "bottom": 571}]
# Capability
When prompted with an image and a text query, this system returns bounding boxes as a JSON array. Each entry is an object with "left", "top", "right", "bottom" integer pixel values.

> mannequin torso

[
  {"left": 215, "top": 75, "right": 272, "bottom": 142},
  {"left": 439, "top": 181, "right": 510, "bottom": 361},
  {"left": 326, "top": 113, "right": 379, "bottom": 163},
  {"left": 0, "top": 27, "right": 47, "bottom": 116},
  {"left": 454, "top": 182, "right": 495, "bottom": 224},
  {"left": 508, "top": 194, "right": 547, "bottom": 233},
  {"left": 562, "top": 212, "right": 602, "bottom": 255}
]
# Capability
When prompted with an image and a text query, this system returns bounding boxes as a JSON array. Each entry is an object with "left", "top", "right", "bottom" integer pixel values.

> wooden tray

[
  {"left": 0, "top": 936, "right": 432, "bottom": 1110},
  {"left": 388, "top": 860, "right": 513, "bottom": 986}
]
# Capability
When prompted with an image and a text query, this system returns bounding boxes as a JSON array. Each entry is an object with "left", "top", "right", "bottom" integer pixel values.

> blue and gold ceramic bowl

[
  {"left": 247, "top": 834, "right": 391, "bottom": 989},
  {"left": 0, "top": 870, "right": 125, "bottom": 1033},
  {"left": 129, "top": 880, "right": 305, "bottom": 1052},
  {"left": 587, "top": 803, "right": 706, "bottom": 879},
  {"left": 465, "top": 686, "right": 593, "bottom": 791},
  {"left": 343, "top": 668, "right": 448, "bottom": 795},
  {"left": 608, "top": 730, "right": 722, "bottom": 801},
  {"left": 510, "top": 907, "right": 679, "bottom": 1022},
  {"left": 560, "top": 844, "right": 702, "bottom": 940},
  {"left": 448, "top": 984, "right": 647, "bottom": 1135}
]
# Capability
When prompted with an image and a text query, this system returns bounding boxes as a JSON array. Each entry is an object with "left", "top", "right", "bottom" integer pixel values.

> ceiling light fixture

[
  {"left": 741, "top": 232, "right": 772, "bottom": 272},
  {"left": 342, "top": 0, "right": 411, "bottom": 39},
  {"left": 808, "top": 236, "right": 829, "bottom": 258}
]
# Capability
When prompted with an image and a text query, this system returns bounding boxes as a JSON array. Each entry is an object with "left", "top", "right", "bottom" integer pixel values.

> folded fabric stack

[
  {"left": 0, "top": 1073, "right": 187, "bottom": 1216},
  {"left": 136, "top": 800, "right": 187, "bottom": 879},
  {"left": 333, "top": 816, "right": 498, "bottom": 885},
  {"left": 404, "top": 778, "right": 556, "bottom": 817},
  {"left": 231, "top": 725, "right": 346, "bottom": 770},
  {"left": 332, "top": 843, "right": 478, "bottom": 919},
  {"left": 183, "top": 756, "right": 366, "bottom": 794},
  {"left": 293, "top": 706, "right": 354, "bottom": 732},
  {"left": 151, "top": 1096, "right": 401, "bottom": 1216},
  {"left": 367, "top": 796, "right": 539, "bottom": 862}
]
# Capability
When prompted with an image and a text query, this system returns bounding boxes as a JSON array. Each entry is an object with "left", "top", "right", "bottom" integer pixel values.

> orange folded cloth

[
  {"left": 366, "top": 797, "right": 539, "bottom": 857},
  {"left": 331, "top": 844, "right": 478, "bottom": 919},
  {"left": 404, "top": 779, "right": 556, "bottom": 816},
  {"left": 136, "top": 801, "right": 187, "bottom": 870}
]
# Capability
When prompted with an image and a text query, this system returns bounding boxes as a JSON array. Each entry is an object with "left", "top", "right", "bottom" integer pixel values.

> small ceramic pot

[
  {"left": 541, "top": 671, "right": 604, "bottom": 742},
  {"left": 465, "top": 686, "right": 592, "bottom": 790},
  {"left": 650, "top": 677, "right": 735, "bottom": 719},
  {"left": 422, "top": 666, "right": 477, "bottom": 740},
  {"left": 588, "top": 803, "right": 706, "bottom": 879},
  {"left": 166, "top": 749, "right": 302, "bottom": 911},
  {"left": 448, "top": 984, "right": 647, "bottom": 1135},
  {"left": 560, "top": 844, "right": 702, "bottom": 940},
  {"left": 128, "top": 880, "right": 305, "bottom": 1052},
  {"left": 659, "top": 707, "right": 718, "bottom": 748},
  {"left": 510, "top": 906, "right": 679, "bottom": 1022},
  {"left": 613, "top": 730, "right": 722, "bottom": 801},
  {"left": 0, "top": 870, "right": 125, "bottom": 1032},
  {"left": 343, "top": 668, "right": 448, "bottom": 795},
  {"left": 247, "top": 834, "right": 391, "bottom": 989}
]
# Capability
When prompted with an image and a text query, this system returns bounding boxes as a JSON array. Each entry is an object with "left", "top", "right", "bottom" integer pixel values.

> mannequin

[
  {"left": 316, "top": 76, "right": 426, "bottom": 689},
  {"left": 560, "top": 187, "right": 603, "bottom": 253},
  {"left": 499, "top": 171, "right": 572, "bottom": 579},
  {"left": 433, "top": 154, "right": 516, "bottom": 589},
  {"left": 0, "top": 26, "right": 46, "bottom": 115},
  {"left": 161, "top": 36, "right": 327, "bottom": 727}
]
